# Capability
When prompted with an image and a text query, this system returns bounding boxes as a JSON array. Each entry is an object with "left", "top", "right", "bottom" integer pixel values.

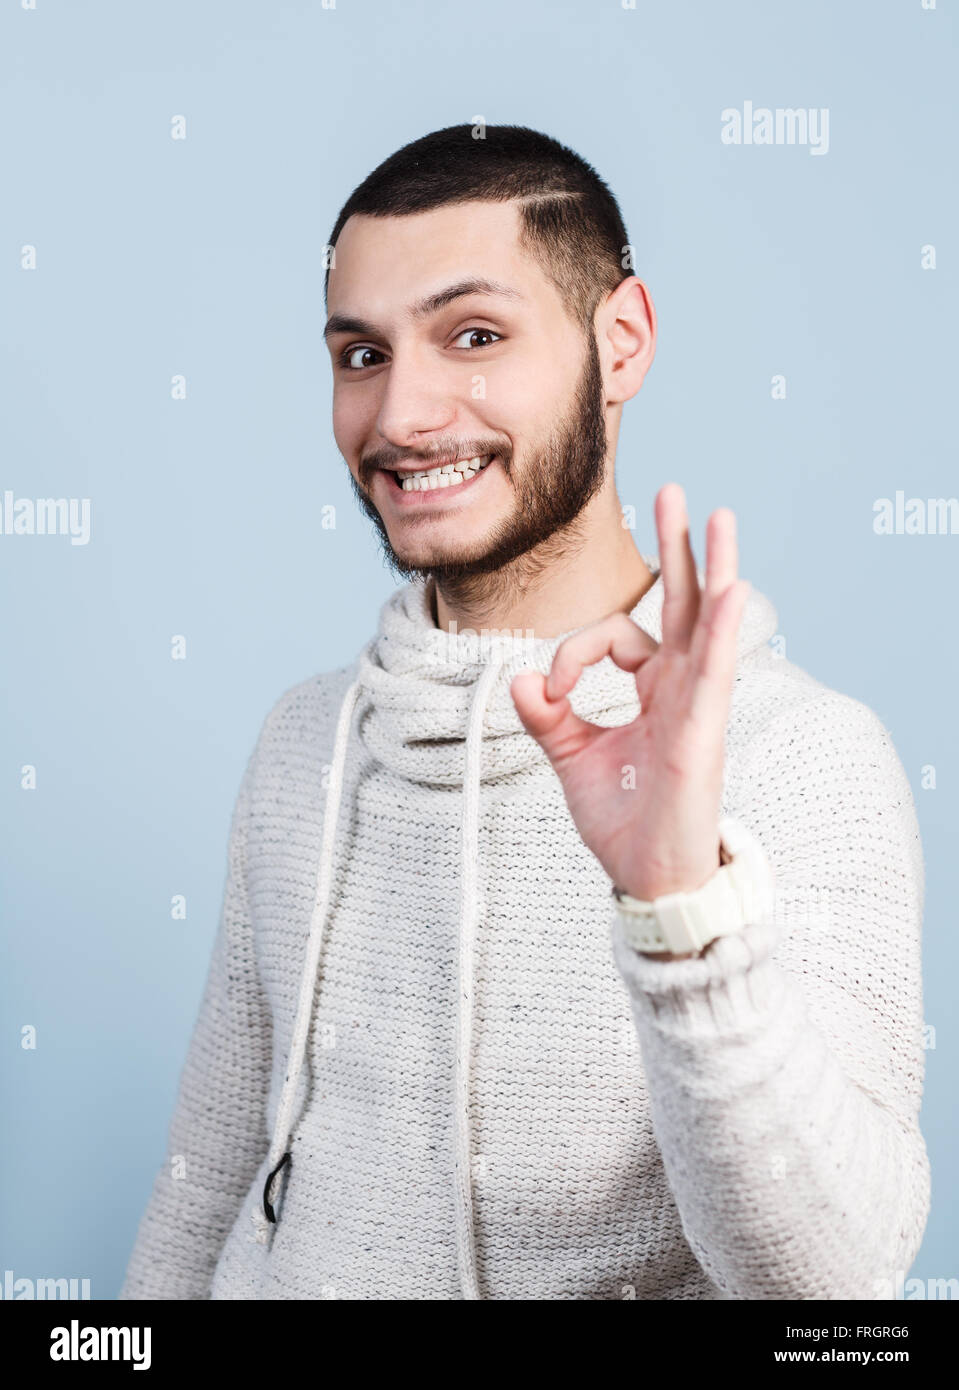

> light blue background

[{"left": 1, "top": 0, "right": 955, "bottom": 1299}]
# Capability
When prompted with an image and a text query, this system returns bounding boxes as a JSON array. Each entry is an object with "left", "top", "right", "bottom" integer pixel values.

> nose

[{"left": 374, "top": 343, "right": 458, "bottom": 447}]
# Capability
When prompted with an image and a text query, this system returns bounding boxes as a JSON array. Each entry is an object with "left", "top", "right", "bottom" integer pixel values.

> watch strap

[{"left": 611, "top": 817, "right": 775, "bottom": 955}]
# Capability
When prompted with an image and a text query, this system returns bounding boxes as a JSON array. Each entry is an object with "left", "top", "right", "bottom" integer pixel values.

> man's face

[{"left": 324, "top": 199, "right": 610, "bottom": 583}]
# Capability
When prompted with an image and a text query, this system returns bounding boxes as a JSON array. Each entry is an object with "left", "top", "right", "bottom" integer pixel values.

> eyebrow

[{"left": 322, "top": 277, "right": 525, "bottom": 341}]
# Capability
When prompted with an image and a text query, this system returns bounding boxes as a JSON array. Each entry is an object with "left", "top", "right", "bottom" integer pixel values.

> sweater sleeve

[
  {"left": 117, "top": 741, "right": 272, "bottom": 1300},
  {"left": 610, "top": 691, "right": 931, "bottom": 1300}
]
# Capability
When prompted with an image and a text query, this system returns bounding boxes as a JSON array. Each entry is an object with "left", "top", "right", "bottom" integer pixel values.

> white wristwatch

[{"left": 611, "top": 817, "right": 774, "bottom": 955}]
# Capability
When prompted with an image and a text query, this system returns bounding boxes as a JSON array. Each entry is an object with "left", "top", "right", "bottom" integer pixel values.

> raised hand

[{"left": 510, "top": 483, "right": 750, "bottom": 907}]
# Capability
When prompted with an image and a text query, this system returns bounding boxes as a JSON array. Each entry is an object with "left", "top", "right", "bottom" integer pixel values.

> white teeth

[{"left": 399, "top": 455, "right": 492, "bottom": 492}]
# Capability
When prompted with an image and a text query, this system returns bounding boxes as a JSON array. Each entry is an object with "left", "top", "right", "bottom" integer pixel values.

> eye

[
  {"left": 451, "top": 328, "right": 502, "bottom": 349},
  {"left": 339, "top": 346, "right": 386, "bottom": 371}
]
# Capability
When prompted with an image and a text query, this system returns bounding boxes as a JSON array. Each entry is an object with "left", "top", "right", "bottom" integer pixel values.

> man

[{"left": 119, "top": 124, "right": 929, "bottom": 1300}]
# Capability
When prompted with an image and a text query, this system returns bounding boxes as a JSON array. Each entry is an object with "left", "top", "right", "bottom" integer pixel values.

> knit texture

[{"left": 118, "top": 556, "right": 930, "bottom": 1300}]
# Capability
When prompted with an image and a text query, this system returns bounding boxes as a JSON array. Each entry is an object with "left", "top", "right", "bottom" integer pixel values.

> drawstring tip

[{"left": 253, "top": 1150, "right": 291, "bottom": 1245}]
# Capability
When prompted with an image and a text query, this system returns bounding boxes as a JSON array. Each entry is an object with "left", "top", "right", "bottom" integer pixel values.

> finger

[
  {"left": 510, "top": 669, "right": 603, "bottom": 766},
  {"left": 688, "top": 579, "right": 751, "bottom": 726},
  {"left": 688, "top": 507, "right": 738, "bottom": 672},
  {"left": 545, "top": 611, "right": 659, "bottom": 702},
  {"left": 655, "top": 483, "right": 700, "bottom": 651},
  {"left": 704, "top": 507, "right": 739, "bottom": 602}
]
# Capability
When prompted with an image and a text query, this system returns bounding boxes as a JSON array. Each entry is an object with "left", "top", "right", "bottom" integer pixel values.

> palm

[{"left": 511, "top": 484, "right": 748, "bottom": 902}]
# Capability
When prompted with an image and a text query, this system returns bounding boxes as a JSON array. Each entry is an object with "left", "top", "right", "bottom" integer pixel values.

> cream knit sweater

[{"left": 118, "top": 556, "right": 930, "bottom": 1300}]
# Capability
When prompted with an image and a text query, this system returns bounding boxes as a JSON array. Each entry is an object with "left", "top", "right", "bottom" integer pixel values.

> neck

[{"left": 429, "top": 485, "right": 657, "bottom": 639}]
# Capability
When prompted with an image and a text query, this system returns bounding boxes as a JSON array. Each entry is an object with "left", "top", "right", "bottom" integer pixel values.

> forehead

[{"left": 326, "top": 199, "right": 556, "bottom": 317}]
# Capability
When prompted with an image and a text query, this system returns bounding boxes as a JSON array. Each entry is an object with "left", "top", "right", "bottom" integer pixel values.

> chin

[
  {"left": 385, "top": 537, "right": 498, "bottom": 580},
  {"left": 387, "top": 524, "right": 497, "bottom": 566},
  {"left": 394, "top": 546, "right": 485, "bottom": 574}
]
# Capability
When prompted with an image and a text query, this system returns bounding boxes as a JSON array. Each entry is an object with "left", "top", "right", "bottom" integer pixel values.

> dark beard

[{"left": 345, "top": 329, "right": 609, "bottom": 620}]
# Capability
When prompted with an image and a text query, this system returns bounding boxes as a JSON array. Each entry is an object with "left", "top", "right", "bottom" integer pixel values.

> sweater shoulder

[
  {"left": 730, "top": 646, "right": 900, "bottom": 766},
  {"left": 259, "top": 662, "right": 360, "bottom": 746},
  {"left": 240, "top": 660, "right": 363, "bottom": 804},
  {"left": 727, "top": 651, "right": 919, "bottom": 853}
]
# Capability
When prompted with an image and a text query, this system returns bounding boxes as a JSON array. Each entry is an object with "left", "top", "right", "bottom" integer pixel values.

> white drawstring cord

[
  {"left": 452, "top": 655, "right": 504, "bottom": 1299},
  {"left": 251, "top": 671, "right": 366, "bottom": 1246},
  {"left": 249, "top": 639, "right": 505, "bottom": 1304}
]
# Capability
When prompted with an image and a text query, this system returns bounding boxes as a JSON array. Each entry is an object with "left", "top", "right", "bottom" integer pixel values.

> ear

[{"left": 595, "top": 276, "right": 657, "bottom": 405}]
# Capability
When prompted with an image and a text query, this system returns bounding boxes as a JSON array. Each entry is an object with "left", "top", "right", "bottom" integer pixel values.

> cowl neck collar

[{"left": 352, "top": 555, "right": 777, "bottom": 787}]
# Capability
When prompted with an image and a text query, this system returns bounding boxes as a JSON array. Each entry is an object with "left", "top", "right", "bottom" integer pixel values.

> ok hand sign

[{"left": 510, "top": 483, "right": 750, "bottom": 904}]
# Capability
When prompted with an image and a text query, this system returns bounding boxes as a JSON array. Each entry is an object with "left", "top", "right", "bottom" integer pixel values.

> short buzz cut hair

[{"left": 324, "top": 124, "right": 633, "bottom": 336}]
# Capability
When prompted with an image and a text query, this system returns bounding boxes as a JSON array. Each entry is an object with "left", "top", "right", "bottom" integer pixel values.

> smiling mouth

[{"left": 383, "top": 454, "right": 494, "bottom": 492}]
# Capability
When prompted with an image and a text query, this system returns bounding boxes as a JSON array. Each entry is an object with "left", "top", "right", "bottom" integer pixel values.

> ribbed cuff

[{"left": 611, "top": 913, "right": 784, "bottom": 1032}]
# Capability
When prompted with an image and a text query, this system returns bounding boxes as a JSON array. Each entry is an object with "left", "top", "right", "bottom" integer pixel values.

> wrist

[
  {"left": 638, "top": 842, "right": 725, "bottom": 960},
  {"left": 617, "top": 838, "right": 727, "bottom": 905},
  {"left": 611, "top": 821, "right": 765, "bottom": 959}
]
